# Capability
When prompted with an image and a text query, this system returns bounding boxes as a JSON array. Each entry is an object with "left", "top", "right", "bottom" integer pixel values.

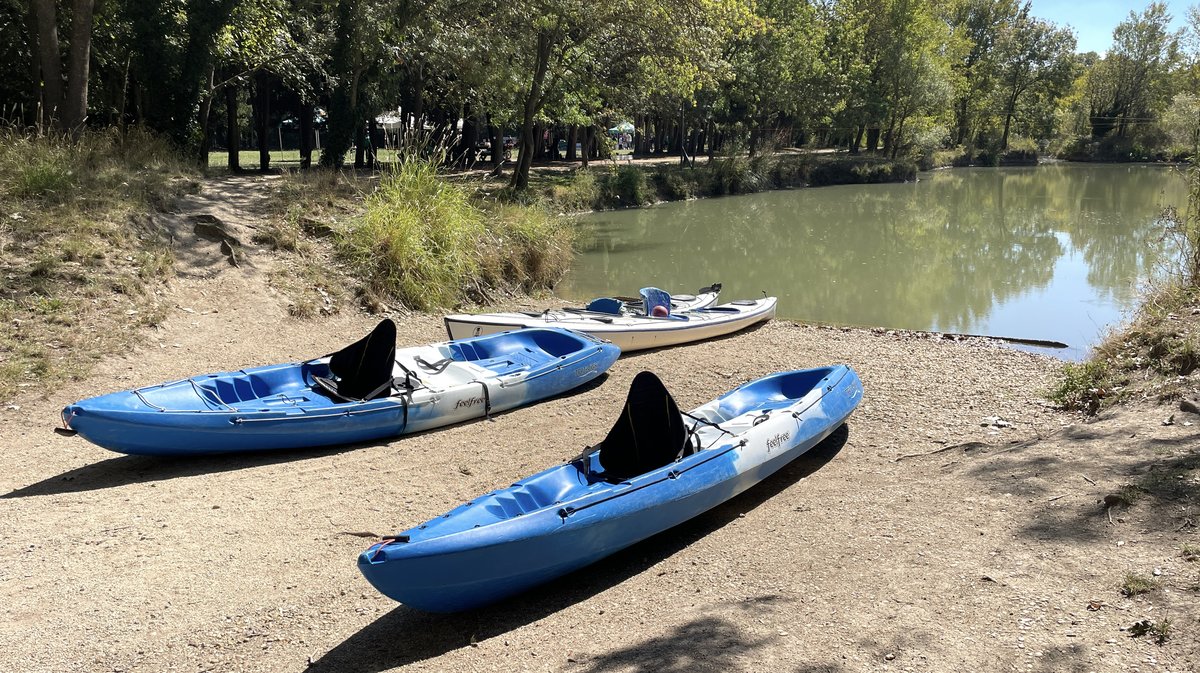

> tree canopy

[{"left": 6, "top": 0, "right": 1199, "bottom": 181}]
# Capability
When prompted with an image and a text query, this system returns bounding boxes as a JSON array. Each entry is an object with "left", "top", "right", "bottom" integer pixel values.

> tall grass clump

[
  {"left": 481, "top": 203, "right": 574, "bottom": 292},
  {"left": 601, "top": 164, "right": 651, "bottom": 207},
  {"left": 341, "top": 160, "right": 486, "bottom": 310},
  {"left": 339, "top": 158, "right": 574, "bottom": 310}
]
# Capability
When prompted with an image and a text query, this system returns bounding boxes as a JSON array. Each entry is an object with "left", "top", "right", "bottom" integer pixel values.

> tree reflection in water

[{"left": 561, "top": 163, "right": 1187, "bottom": 356}]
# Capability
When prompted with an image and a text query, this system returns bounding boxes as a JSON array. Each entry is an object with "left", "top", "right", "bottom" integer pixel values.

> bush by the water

[
  {"left": 600, "top": 165, "right": 652, "bottom": 206},
  {"left": 340, "top": 160, "right": 572, "bottom": 310}
]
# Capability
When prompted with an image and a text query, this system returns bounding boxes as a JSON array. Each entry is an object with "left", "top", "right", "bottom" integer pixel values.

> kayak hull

[{"left": 358, "top": 364, "right": 862, "bottom": 612}]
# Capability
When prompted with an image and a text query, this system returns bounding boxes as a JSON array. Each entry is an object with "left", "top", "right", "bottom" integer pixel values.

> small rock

[
  {"left": 1162, "top": 414, "right": 1175, "bottom": 426},
  {"left": 885, "top": 653, "right": 896, "bottom": 661},
  {"left": 1152, "top": 568, "right": 1162, "bottom": 576},
  {"left": 1180, "top": 399, "right": 1200, "bottom": 415}
]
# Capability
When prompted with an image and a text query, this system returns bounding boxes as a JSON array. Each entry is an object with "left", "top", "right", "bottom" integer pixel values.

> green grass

[
  {"left": 1121, "top": 572, "right": 1160, "bottom": 597},
  {"left": 207, "top": 149, "right": 406, "bottom": 169}
]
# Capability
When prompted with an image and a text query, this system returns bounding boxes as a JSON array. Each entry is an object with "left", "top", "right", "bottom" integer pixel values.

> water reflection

[{"left": 561, "top": 164, "right": 1187, "bottom": 358}]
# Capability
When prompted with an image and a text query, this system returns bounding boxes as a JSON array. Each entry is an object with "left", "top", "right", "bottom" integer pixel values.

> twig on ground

[
  {"left": 894, "top": 441, "right": 987, "bottom": 462},
  {"left": 1081, "top": 475, "right": 1097, "bottom": 486},
  {"left": 1047, "top": 494, "right": 1070, "bottom": 502}
]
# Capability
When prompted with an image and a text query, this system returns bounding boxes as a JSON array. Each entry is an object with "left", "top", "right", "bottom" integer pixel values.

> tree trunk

[
  {"left": 488, "top": 118, "right": 503, "bottom": 172},
  {"left": 61, "top": 0, "right": 94, "bottom": 131},
  {"left": 225, "top": 82, "right": 239, "bottom": 172},
  {"left": 581, "top": 126, "right": 593, "bottom": 168},
  {"left": 566, "top": 125, "right": 578, "bottom": 161},
  {"left": 366, "top": 115, "right": 378, "bottom": 168},
  {"left": 299, "top": 101, "right": 313, "bottom": 169},
  {"left": 850, "top": 125, "right": 863, "bottom": 154},
  {"left": 510, "top": 29, "right": 552, "bottom": 191},
  {"left": 354, "top": 120, "right": 366, "bottom": 168},
  {"left": 954, "top": 96, "right": 970, "bottom": 146},
  {"left": 255, "top": 70, "right": 270, "bottom": 172},
  {"left": 31, "top": 0, "right": 63, "bottom": 124},
  {"left": 456, "top": 103, "right": 477, "bottom": 167},
  {"left": 25, "top": 0, "right": 41, "bottom": 126},
  {"left": 320, "top": 0, "right": 359, "bottom": 168},
  {"left": 865, "top": 127, "right": 880, "bottom": 153},
  {"left": 196, "top": 65, "right": 215, "bottom": 166}
]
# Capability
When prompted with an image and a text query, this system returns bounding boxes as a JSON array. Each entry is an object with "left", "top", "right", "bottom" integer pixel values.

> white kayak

[{"left": 445, "top": 296, "right": 777, "bottom": 352}]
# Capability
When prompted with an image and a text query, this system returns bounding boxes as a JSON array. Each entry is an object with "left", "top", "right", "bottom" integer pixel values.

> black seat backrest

[
  {"left": 598, "top": 371, "right": 689, "bottom": 480},
  {"left": 328, "top": 319, "right": 396, "bottom": 400}
]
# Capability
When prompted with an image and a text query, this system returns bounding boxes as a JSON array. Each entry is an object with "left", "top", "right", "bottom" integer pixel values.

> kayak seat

[
  {"left": 639, "top": 287, "right": 672, "bottom": 317},
  {"left": 317, "top": 318, "right": 398, "bottom": 401},
  {"left": 586, "top": 297, "right": 624, "bottom": 315},
  {"left": 597, "top": 371, "right": 694, "bottom": 481}
]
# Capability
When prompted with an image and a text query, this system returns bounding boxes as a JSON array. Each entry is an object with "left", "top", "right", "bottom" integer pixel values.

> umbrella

[{"left": 608, "top": 121, "right": 635, "bottom": 133}]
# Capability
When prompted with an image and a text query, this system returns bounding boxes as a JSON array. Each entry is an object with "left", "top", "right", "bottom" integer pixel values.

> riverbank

[{"left": 3, "top": 173, "right": 1199, "bottom": 671}]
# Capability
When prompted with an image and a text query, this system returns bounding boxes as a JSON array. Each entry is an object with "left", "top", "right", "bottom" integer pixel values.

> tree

[
  {"left": 943, "top": 0, "right": 1023, "bottom": 147},
  {"left": 29, "top": 0, "right": 95, "bottom": 131},
  {"left": 992, "top": 10, "right": 1075, "bottom": 148},
  {"left": 1087, "top": 2, "right": 1182, "bottom": 138}
]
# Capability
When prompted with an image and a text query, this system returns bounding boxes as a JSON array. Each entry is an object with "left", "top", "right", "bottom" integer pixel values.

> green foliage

[
  {"left": 652, "top": 168, "right": 693, "bottom": 201},
  {"left": 1047, "top": 360, "right": 1124, "bottom": 413},
  {"left": 341, "top": 160, "right": 486, "bottom": 310},
  {"left": 601, "top": 165, "right": 652, "bottom": 207},
  {"left": 705, "top": 152, "right": 770, "bottom": 196},
  {"left": 481, "top": 204, "right": 574, "bottom": 292},
  {"left": 548, "top": 170, "right": 601, "bottom": 212}
]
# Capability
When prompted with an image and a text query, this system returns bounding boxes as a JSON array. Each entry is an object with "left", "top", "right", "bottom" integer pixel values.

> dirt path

[{"left": 2, "top": 178, "right": 1198, "bottom": 673}]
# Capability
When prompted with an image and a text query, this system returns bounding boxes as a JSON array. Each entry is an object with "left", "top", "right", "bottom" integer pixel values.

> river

[{"left": 559, "top": 163, "right": 1189, "bottom": 359}]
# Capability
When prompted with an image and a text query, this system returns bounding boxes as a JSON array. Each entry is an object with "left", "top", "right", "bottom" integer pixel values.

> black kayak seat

[
  {"left": 597, "top": 371, "right": 692, "bottom": 481},
  {"left": 324, "top": 318, "right": 397, "bottom": 400}
]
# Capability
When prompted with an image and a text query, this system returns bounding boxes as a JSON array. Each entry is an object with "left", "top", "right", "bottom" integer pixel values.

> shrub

[
  {"left": 601, "top": 165, "right": 651, "bottom": 207},
  {"left": 549, "top": 169, "right": 600, "bottom": 212},
  {"left": 338, "top": 158, "right": 574, "bottom": 310},
  {"left": 340, "top": 160, "right": 487, "bottom": 310},
  {"left": 705, "top": 153, "right": 768, "bottom": 195},
  {"left": 1046, "top": 360, "right": 1124, "bottom": 413},
  {"left": 652, "top": 168, "right": 693, "bottom": 201},
  {"left": 481, "top": 203, "right": 574, "bottom": 292}
]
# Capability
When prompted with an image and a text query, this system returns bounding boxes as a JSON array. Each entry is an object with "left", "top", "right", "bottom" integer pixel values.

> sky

[{"left": 1027, "top": 0, "right": 1194, "bottom": 53}]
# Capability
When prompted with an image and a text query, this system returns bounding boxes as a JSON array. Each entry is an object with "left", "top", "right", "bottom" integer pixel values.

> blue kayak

[
  {"left": 358, "top": 364, "right": 863, "bottom": 612},
  {"left": 61, "top": 321, "right": 620, "bottom": 456}
]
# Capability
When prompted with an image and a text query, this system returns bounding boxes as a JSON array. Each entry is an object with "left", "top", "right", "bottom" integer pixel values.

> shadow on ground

[
  {"left": 951, "top": 417, "right": 1200, "bottom": 542},
  {"left": 304, "top": 425, "right": 849, "bottom": 673},
  {"left": 4, "top": 375, "right": 612, "bottom": 499}
]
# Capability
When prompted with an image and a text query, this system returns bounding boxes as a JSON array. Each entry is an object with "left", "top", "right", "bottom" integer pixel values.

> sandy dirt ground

[{"left": 2, "top": 180, "right": 1198, "bottom": 673}]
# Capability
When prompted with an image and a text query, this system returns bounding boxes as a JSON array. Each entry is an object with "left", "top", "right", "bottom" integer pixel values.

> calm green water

[{"left": 560, "top": 164, "right": 1189, "bottom": 359}]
